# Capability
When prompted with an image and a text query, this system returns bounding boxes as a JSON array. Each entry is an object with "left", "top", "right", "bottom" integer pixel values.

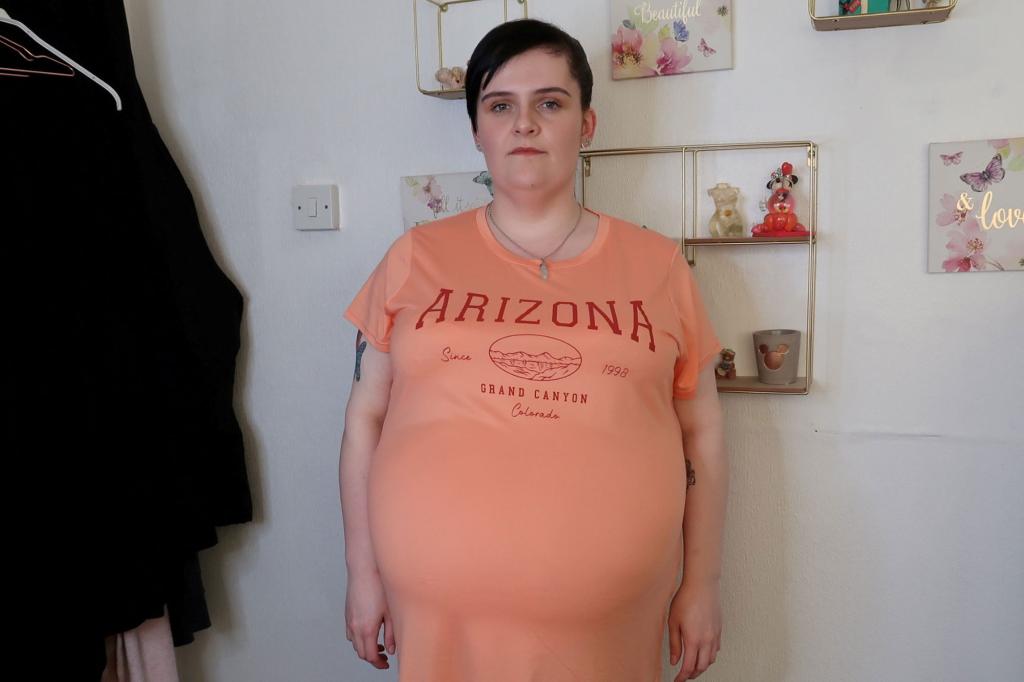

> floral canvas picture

[
  {"left": 610, "top": 0, "right": 733, "bottom": 80},
  {"left": 928, "top": 138, "right": 1024, "bottom": 273},
  {"left": 400, "top": 170, "right": 494, "bottom": 230}
]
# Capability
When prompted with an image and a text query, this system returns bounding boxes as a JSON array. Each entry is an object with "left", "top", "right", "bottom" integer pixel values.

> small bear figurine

[
  {"left": 757, "top": 343, "right": 790, "bottom": 371},
  {"left": 715, "top": 348, "right": 737, "bottom": 380},
  {"left": 752, "top": 162, "right": 809, "bottom": 237},
  {"left": 435, "top": 66, "right": 466, "bottom": 90},
  {"left": 707, "top": 183, "right": 745, "bottom": 237}
]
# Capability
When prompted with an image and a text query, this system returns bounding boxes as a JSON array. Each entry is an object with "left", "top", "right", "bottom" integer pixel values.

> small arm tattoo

[
  {"left": 685, "top": 458, "right": 696, "bottom": 488},
  {"left": 354, "top": 330, "right": 367, "bottom": 381}
]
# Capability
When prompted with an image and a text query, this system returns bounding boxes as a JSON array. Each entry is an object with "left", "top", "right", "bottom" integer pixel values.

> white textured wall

[{"left": 123, "top": 1, "right": 1023, "bottom": 680}]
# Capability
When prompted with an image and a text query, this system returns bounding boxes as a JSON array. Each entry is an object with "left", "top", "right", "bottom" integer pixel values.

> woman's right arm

[{"left": 339, "top": 330, "right": 396, "bottom": 668}]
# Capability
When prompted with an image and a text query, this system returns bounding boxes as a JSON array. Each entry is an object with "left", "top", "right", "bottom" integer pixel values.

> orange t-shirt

[{"left": 344, "top": 205, "right": 721, "bottom": 682}]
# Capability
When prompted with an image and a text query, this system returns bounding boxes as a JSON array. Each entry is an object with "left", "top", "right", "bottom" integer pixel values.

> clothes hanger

[
  {"left": 0, "top": 7, "right": 122, "bottom": 109},
  {"left": 1, "top": 34, "right": 75, "bottom": 77}
]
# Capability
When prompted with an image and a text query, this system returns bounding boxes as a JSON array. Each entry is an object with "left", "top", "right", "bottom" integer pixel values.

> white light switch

[{"left": 292, "top": 185, "right": 338, "bottom": 231}]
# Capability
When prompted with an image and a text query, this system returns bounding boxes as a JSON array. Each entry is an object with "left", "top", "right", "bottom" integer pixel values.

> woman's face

[{"left": 473, "top": 47, "right": 596, "bottom": 196}]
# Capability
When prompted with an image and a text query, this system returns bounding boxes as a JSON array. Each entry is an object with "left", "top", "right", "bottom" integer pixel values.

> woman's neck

[
  {"left": 485, "top": 189, "right": 599, "bottom": 261},
  {"left": 488, "top": 190, "right": 581, "bottom": 238}
]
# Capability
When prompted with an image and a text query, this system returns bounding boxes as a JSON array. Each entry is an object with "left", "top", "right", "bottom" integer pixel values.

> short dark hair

[{"left": 465, "top": 18, "right": 593, "bottom": 133}]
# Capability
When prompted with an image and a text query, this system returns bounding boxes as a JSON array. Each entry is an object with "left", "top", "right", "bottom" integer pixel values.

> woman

[{"left": 340, "top": 18, "right": 728, "bottom": 682}]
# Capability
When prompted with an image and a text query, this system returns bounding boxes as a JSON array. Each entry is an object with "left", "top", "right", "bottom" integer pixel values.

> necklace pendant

[{"left": 539, "top": 260, "right": 549, "bottom": 280}]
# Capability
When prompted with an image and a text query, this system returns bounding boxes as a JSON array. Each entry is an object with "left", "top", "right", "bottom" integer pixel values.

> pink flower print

[
  {"left": 656, "top": 38, "right": 692, "bottom": 75},
  {"left": 421, "top": 177, "right": 445, "bottom": 215},
  {"left": 612, "top": 26, "right": 656, "bottom": 77},
  {"left": 612, "top": 26, "right": 643, "bottom": 67},
  {"left": 942, "top": 219, "right": 995, "bottom": 272},
  {"left": 936, "top": 192, "right": 975, "bottom": 228}
]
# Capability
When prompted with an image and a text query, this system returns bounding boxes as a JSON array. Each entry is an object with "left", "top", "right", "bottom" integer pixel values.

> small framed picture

[
  {"left": 609, "top": 0, "right": 733, "bottom": 80},
  {"left": 928, "top": 138, "right": 1024, "bottom": 273},
  {"left": 399, "top": 170, "right": 494, "bottom": 230}
]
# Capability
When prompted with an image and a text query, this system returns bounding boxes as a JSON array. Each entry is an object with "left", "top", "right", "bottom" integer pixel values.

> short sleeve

[
  {"left": 343, "top": 231, "right": 413, "bottom": 353},
  {"left": 668, "top": 248, "right": 722, "bottom": 399}
]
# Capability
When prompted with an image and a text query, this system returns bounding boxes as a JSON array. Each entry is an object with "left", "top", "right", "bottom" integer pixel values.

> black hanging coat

[{"left": 4, "top": 1, "right": 252, "bottom": 677}]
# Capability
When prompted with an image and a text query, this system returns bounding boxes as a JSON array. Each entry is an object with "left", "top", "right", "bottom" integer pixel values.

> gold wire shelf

[
  {"left": 413, "top": 0, "right": 528, "bottom": 99},
  {"left": 718, "top": 376, "right": 809, "bottom": 394},
  {"left": 808, "top": 0, "right": 957, "bottom": 31},
  {"left": 682, "top": 235, "right": 815, "bottom": 246},
  {"left": 579, "top": 141, "right": 818, "bottom": 396}
]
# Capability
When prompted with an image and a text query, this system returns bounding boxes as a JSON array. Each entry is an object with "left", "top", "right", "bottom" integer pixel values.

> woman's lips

[{"left": 510, "top": 148, "right": 544, "bottom": 155}]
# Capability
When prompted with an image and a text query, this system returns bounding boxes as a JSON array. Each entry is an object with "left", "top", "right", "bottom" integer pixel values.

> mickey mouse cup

[{"left": 753, "top": 329, "right": 801, "bottom": 385}]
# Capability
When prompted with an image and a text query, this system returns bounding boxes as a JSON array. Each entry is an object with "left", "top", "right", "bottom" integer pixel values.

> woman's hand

[
  {"left": 345, "top": 566, "right": 396, "bottom": 669},
  {"left": 668, "top": 577, "right": 722, "bottom": 680}
]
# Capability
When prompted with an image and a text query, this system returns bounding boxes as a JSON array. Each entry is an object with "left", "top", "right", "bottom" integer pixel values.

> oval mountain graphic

[{"left": 488, "top": 334, "right": 582, "bottom": 381}]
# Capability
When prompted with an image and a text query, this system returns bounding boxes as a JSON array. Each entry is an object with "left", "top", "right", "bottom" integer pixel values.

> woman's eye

[
  {"left": 541, "top": 100, "right": 560, "bottom": 110},
  {"left": 491, "top": 102, "right": 510, "bottom": 112}
]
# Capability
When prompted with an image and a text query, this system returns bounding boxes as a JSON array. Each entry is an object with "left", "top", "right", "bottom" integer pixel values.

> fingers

[
  {"left": 677, "top": 641, "right": 719, "bottom": 680},
  {"left": 678, "top": 638, "right": 698, "bottom": 680},
  {"left": 385, "top": 614, "right": 396, "bottom": 655},
  {"left": 360, "top": 628, "right": 389, "bottom": 669},
  {"left": 356, "top": 631, "right": 366, "bottom": 662},
  {"left": 672, "top": 629, "right": 721, "bottom": 681},
  {"left": 691, "top": 643, "right": 712, "bottom": 678},
  {"left": 348, "top": 618, "right": 390, "bottom": 669}
]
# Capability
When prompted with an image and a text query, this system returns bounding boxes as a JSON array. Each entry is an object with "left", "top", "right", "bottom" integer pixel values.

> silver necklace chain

[{"left": 485, "top": 201, "right": 583, "bottom": 280}]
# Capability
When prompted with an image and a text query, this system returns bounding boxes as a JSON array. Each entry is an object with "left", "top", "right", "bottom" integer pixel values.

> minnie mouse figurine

[{"left": 752, "top": 162, "right": 810, "bottom": 238}]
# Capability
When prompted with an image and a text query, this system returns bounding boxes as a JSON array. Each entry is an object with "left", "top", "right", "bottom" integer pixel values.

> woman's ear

[{"left": 581, "top": 107, "right": 597, "bottom": 144}]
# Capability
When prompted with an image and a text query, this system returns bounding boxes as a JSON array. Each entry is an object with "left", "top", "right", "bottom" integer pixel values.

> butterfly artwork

[
  {"left": 960, "top": 154, "right": 1006, "bottom": 193},
  {"left": 672, "top": 20, "right": 689, "bottom": 42},
  {"left": 990, "top": 138, "right": 1024, "bottom": 173},
  {"left": 472, "top": 171, "right": 494, "bottom": 197},
  {"left": 610, "top": 0, "right": 733, "bottom": 79},
  {"left": 928, "top": 138, "right": 1024, "bottom": 273}
]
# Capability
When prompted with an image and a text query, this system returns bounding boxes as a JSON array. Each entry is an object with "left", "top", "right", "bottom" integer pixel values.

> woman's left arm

[{"left": 668, "top": 360, "right": 729, "bottom": 680}]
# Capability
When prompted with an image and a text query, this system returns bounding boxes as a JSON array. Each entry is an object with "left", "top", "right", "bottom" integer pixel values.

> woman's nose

[{"left": 514, "top": 109, "right": 538, "bottom": 135}]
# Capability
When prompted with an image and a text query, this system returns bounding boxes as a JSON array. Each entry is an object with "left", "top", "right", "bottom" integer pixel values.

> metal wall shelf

[
  {"left": 413, "top": 0, "right": 528, "bottom": 99},
  {"left": 808, "top": 0, "right": 956, "bottom": 31},
  {"left": 717, "top": 376, "right": 809, "bottom": 394},
  {"left": 681, "top": 235, "right": 815, "bottom": 246},
  {"left": 579, "top": 141, "right": 819, "bottom": 396}
]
